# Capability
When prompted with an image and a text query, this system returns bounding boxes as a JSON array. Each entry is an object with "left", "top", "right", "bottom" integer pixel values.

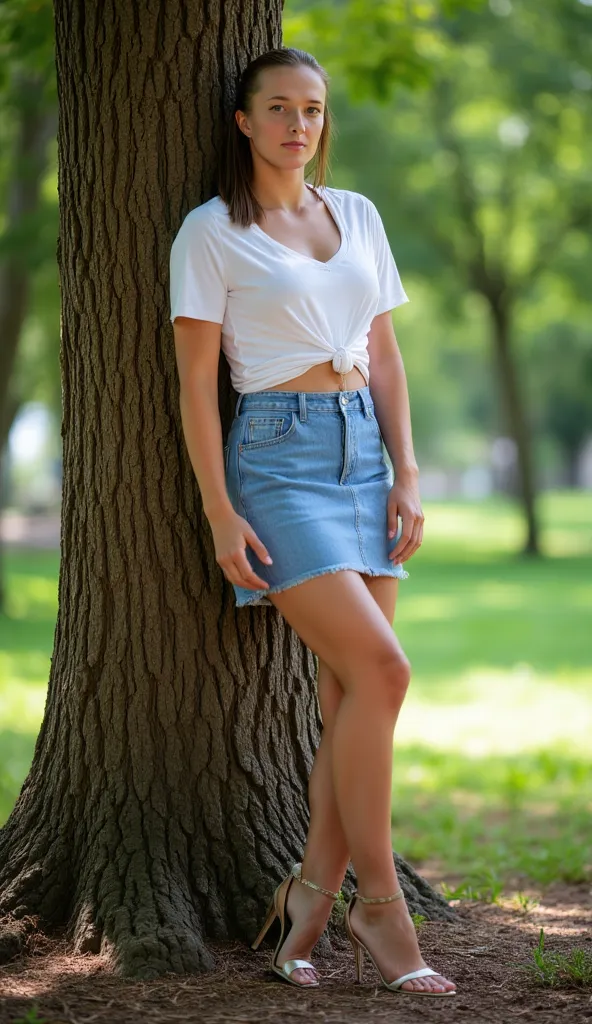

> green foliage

[
  {"left": 441, "top": 870, "right": 505, "bottom": 903},
  {"left": 520, "top": 927, "right": 592, "bottom": 989},
  {"left": 0, "top": 0, "right": 55, "bottom": 95},
  {"left": 513, "top": 891, "right": 539, "bottom": 914},
  {"left": 286, "top": 0, "right": 486, "bottom": 98},
  {"left": 13, "top": 1006, "right": 49, "bottom": 1024}
]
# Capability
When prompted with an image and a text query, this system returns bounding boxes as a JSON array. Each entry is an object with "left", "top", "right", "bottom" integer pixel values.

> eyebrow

[{"left": 266, "top": 95, "right": 324, "bottom": 104}]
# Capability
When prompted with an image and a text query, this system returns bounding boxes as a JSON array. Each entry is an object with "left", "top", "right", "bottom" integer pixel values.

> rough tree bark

[{"left": 0, "top": 0, "right": 454, "bottom": 979}]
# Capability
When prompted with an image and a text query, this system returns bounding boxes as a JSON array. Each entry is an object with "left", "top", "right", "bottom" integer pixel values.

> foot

[
  {"left": 350, "top": 895, "right": 456, "bottom": 994},
  {"left": 275, "top": 874, "right": 336, "bottom": 985}
]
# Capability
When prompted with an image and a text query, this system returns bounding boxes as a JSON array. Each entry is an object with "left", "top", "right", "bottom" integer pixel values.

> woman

[{"left": 170, "top": 47, "right": 456, "bottom": 998}]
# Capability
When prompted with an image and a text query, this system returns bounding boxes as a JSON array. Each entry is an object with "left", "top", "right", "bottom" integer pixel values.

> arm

[
  {"left": 367, "top": 310, "right": 424, "bottom": 565},
  {"left": 172, "top": 316, "right": 272, "bottom": 590},
  {"left": 170, "top": 212, "right": 272, "bottom": 591},
  {"left": 172, "top": 316, "right": 233, "bottom": 522},
  {"left": 367, "top": 310, "right": 419, "bottom": 481}
]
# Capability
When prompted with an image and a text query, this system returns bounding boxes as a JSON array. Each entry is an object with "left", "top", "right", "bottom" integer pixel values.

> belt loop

[
  {"left": 298, "top": 392, "right": 307, "bottom": 422},
  {"left": 235, "top": 392, "right": 244, "bottom": 416},
  {"left": 359, "top": 388, "right": 373, "bottom": 419}
]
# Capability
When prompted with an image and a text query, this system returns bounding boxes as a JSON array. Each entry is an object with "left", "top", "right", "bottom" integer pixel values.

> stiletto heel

[
  {"left": 250, "top": 894, "right": 278, "bottom": 950},
  {"left": 251, "top": 862, "right": 340, "bottom": 988},
  {"left": 354, "top": 938, "right": 364, "bottom": 982},
  {"left": 344, "top": 889, "right": 456, "bottom": 997}
]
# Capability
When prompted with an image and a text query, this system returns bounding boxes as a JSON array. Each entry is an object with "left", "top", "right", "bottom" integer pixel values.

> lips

[{"left": 282, "top": 143, "right": 305, "bottom": 149}]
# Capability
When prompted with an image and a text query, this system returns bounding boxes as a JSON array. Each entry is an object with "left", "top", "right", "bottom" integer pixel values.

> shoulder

[
  {"left": 177, "top": 195, "right": 226, "bottom": 231},
  {"left": 321, "top": 186, "right": 376, "bottom": 227},
  {"left": 322, "top": 186, "right": 373, "bottom": 210},
  {"left": 171, "top": 196, "right": 227, "bottom": 253}
]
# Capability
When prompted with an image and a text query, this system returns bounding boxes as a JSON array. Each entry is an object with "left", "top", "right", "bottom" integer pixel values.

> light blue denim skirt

[{"left": 223, "top": 386, "right": 409, "bottom": 608}]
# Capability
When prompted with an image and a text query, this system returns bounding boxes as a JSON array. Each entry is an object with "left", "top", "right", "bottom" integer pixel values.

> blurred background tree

[{"left": 0, "top": 0, "right": 59, "bottom": 609}]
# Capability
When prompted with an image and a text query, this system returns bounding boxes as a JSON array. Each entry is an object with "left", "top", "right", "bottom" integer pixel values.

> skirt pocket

[{"left": 239, "top": 411, "right": 297, "bottom": 450}]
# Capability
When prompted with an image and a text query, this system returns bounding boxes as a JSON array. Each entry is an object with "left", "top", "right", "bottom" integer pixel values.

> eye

[{"left": 269, "top": 105, "right": 323, "bottom": 115}]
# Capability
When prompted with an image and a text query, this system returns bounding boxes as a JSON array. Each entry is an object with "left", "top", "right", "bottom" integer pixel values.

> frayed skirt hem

[{"left": 235, "top": 561, "right": 410, "bottom": 608}]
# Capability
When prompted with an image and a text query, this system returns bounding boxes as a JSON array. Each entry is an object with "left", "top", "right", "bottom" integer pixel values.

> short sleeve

[
  {"left": 366, "top": 198, "right": 409, "bottom": 316},
  {"left": 169, "top": 208, "right": 227, "bottom": 324}
]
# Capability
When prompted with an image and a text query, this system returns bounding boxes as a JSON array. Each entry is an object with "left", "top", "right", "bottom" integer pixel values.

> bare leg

[
  {"left": 268, "top": 570, "right": 456, "bottom": 994},
  {"left": 273, "top": 659, "right": 350, "bottom": 983},
  {"left": 274, "top": 575, "right": 397, "bottom": 985}
]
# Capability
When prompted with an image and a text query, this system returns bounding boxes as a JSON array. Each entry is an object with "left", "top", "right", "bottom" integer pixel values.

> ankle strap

[
  {"left": 353, "top": 888, "right": 405, "bottom": 904},
  {"left": 291, "top": 862, "right": 340, "bottom": 900}
]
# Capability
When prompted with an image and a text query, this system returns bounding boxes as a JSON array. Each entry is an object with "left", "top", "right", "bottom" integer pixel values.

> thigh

[
  {"left": 316, "top": 574, "right": 400, "bottom": 722},
  {"left": 267, "top": 570, "right": 406, "bottom": 692},
  {"left": 361, "top": 572, "right": 399, "bottom": 627}
]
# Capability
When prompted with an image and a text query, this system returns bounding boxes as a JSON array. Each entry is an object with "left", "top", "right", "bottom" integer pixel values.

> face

[{"left": 236, "top": 65, "right": 326, "bottom": 168}]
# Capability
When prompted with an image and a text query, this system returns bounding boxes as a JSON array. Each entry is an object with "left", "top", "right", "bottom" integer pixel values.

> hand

[
  {"left": 210, "top": 508, "right": 273, "bottom": 592},
  {"left": 386, "top": 472, "right": 424, "bottom": 566}
]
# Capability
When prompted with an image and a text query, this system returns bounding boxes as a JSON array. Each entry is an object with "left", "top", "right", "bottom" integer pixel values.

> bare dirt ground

[{"left": 0, "top": 874, "right": 590, "bottom": 1024}]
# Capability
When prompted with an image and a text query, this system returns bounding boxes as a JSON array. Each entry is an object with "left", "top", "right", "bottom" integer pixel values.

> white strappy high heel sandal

[
  {"left": 344, "top": 887, "right": 456, "bottom": 997},
  {"left": 251, "top": 862, "right": 340, "bottom": 987}
]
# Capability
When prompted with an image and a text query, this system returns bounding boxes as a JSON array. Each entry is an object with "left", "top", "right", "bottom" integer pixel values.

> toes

[
  {"left": 432, "top": 974, "right": 455, "bottom": 992},
  {"left": 291, "top": 967, "right": 317, "bottom": 985},
  {"left": 402, "top": 979, "right": 425, "bottom": 991},
  {"left": 402, "top": 976, "right": 452, "bottom": 993},
  {"left": 425, "top": 975, "right": 454, "bottom": 993}
]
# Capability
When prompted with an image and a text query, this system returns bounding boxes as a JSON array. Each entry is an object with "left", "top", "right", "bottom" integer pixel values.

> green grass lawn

[
  {"left": 1, "top": 491, "right": 591, "bottom": 895},
  {"left": 390, "top": 490, "right": 592, "bottom": 893}
]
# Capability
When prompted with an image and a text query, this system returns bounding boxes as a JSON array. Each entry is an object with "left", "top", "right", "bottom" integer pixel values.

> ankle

[
  {"left": 294, "top": 862, "right": 342, "bottom": 901},
  {"left": 353, "top": 890, "right": 408, "bottom": 920}
]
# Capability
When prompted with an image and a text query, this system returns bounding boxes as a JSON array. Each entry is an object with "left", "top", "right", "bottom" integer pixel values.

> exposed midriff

[{"left": 262, "top": 358, "right": 367, "bottom": 393}]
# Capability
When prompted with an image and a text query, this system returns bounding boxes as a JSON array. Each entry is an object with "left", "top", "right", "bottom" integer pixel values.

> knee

[{"left": 375, "top": 653, "right": 411, "bottom": 711}]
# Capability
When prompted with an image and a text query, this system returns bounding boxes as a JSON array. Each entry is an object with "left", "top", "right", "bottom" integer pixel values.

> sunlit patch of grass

[
  {"left": 396, "top": 667, "right": 592, "bottom": 756},
  {"left": 420, "top": 490, "right": 592, "bottom": 561},
  {"left": 0, "top": 548, "right": 59, "bottom": 822},
  {"left": 391, "top": 746, "right": 591, "bottom": 886}
]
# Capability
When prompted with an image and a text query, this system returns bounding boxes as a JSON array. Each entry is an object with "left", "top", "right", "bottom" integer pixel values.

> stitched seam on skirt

[
  {"left": 236, "top": 451, "right": 250, "bottom": 520},
  {"left": 236, "top": 563, "right": 410, "bottom": 606},
  {"left": 348, "top": 484, "right": 369, "bottom": 568}
]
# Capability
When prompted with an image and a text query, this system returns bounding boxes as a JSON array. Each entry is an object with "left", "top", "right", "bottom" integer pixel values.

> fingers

[
  {"left": 248, "top": 529, "right": 273, "bottom": 568},
  {"left": 227, "top": 550, "right": 270, "bottom": 591},
  {"left": 220, "top": 525, "right": 273, "bottom": 592},
  {"left": 388, "top": 515, "right": 424, "bottom": 564}
]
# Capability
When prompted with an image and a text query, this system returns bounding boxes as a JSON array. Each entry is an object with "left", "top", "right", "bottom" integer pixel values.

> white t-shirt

[{"left": 169, "top": 184, "right": 409, "bottom": 393}]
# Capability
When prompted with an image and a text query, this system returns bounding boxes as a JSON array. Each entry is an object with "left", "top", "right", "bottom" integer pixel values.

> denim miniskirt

[{"left": 223, "top": 386, "right": 410, "bottom": 608}]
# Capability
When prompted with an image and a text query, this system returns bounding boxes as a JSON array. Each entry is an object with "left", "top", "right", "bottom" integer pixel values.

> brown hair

[{"left": 218, "top": 47, "right": 335, "bottom": 228}]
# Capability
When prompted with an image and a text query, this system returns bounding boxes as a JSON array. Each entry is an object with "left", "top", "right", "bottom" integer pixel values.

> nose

[{"left": 289, "top": 113, "right": 306, "bottom": 133}]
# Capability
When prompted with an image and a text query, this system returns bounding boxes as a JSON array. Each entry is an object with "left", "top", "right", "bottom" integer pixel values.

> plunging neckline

[{"left": 250, "top": 183, "right": 347, "bottom": 267}]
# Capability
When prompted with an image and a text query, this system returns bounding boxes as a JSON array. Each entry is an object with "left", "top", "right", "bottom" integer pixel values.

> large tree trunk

[{"left": 0, "top": 0, "right": 454, "bottom": 978}]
